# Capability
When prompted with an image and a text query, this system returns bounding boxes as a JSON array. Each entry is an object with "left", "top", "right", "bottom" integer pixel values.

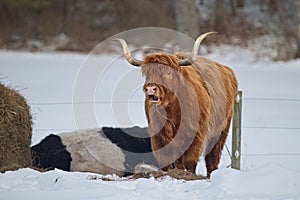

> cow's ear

[
  {"left": 175, "top": 54, "right": 189, "bottom": 69},
  {"left": 177, "top": 65, "right": 184, "bottom": 73}
]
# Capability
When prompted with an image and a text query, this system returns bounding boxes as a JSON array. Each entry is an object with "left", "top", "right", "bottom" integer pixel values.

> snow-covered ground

[{"left": 1, "top": 46, "right": 300, "bottom": 199}]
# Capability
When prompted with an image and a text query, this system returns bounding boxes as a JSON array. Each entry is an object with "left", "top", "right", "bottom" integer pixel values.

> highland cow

[{"left": 115, "top": 32, "right": 238, "bottom": 176}]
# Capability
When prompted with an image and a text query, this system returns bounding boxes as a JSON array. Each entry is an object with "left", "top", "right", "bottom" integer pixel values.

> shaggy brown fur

[{"left": 141, "top": 53, "right": 238, "bottom": 176}]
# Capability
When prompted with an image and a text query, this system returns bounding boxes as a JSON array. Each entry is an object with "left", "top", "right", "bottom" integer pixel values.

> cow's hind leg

[{"left": 205, "top": 117, "right": 231, "bottom": 177}]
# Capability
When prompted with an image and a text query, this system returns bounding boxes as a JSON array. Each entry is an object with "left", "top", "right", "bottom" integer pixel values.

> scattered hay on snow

[
  {"left": 131, "top": 168, "right": 207, "bottom": 181},
  {"left": 93, "top": 164, "right": 207, "bottom": 181}
]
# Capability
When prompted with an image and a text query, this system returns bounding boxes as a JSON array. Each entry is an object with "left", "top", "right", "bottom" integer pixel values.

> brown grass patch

[
  {"left": 131, "top": 168, "right": 207, "bottom": 181},
  {"left": 94, "top": 164, "right": 207, "bottom": 181}
]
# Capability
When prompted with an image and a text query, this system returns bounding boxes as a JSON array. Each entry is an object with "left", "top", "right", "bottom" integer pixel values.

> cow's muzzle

[{"left": 145, "top": 86, "right": 160, "bottom": 103}]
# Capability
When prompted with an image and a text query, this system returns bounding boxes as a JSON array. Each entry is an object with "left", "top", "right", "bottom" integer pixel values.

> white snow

[{"left": 1, "top": 46, "right": 300, "bottom": 199}]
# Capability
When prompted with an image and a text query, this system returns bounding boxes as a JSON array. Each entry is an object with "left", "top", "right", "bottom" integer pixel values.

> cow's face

[
  {"left": 114, "top": 33, "right": 217, "bottom": 107},
  {"left": 142, "top": 59, "right": 181, "bottom": 108}
]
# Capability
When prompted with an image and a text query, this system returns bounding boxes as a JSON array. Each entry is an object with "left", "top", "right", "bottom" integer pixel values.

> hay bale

[{"left": 0, "top": 82, "right": 32, "bottom": 172}]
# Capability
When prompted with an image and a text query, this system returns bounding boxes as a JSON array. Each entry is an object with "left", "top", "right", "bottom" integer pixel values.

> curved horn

[
  {"left": 113, "top": 38, "right": 142, "bottom": 67},
  {"left": 179, "top": 32, "right": 217, "bottom": 66}
]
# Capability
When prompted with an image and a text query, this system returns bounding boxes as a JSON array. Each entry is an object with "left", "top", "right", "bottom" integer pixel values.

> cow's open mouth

[{"left": 148, "top": 95, "right": 160, "bottom": 103}]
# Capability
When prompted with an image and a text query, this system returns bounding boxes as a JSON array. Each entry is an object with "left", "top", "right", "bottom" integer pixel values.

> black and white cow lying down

[{"left": 31, "top": 127, "right": 158, "bottom": 176}]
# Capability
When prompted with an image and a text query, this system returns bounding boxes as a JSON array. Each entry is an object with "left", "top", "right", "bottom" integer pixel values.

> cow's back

[{"left": 182, "top": 56, "right": 238, "bottom": 155}]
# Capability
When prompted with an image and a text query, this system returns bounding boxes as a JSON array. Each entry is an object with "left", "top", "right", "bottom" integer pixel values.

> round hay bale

[{"left": 0, "top": 82, "right": 32, "bottom": 172}]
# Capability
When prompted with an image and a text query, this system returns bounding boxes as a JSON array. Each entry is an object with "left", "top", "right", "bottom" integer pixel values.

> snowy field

[{"left": 1, "top": 46, "right": 300, "bottom": 199}]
